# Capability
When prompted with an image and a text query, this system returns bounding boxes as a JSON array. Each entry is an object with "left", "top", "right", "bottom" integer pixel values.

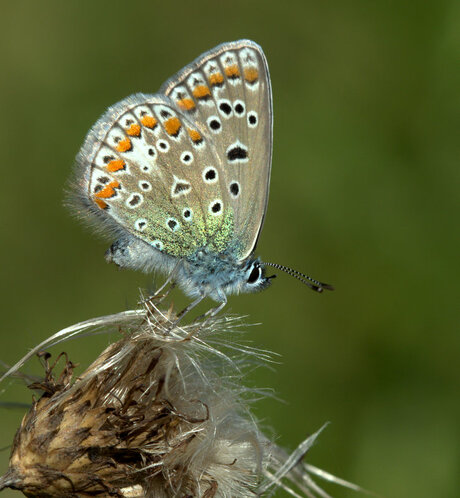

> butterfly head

[
  {"left": 241, "top": 258, "right": 276, "bottom": 293},
  {"left": 227, "top": 258, "right": 334, "bottom": 296},
  {"left": 178, "top": 250, "right": 275, "bottom": 301}
]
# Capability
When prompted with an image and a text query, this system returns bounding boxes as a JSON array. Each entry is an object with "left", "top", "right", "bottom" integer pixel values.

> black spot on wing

[
  {"left": 227, "top": 145, "right": 248, "bottom": 161},
  {"left": 173, "top": 182, "right": 191, "bottom": 195}
]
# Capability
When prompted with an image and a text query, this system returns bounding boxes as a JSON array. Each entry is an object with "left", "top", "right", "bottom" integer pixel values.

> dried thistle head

[
  {"left": 2, "top": 305, "right": 268, "bottom": 497},
  {"left": 0, "top": 302, "right": 361, "bottom": 497}
]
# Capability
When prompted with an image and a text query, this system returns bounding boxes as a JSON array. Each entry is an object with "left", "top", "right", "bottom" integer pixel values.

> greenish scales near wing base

[{"left": 154, "top": 208, "right": 236, "bottom": 258}]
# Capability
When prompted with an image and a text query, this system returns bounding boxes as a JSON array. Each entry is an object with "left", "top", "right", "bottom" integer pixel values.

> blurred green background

[{"left": 0, "top": 1, "right": 458, "bottom": 496}]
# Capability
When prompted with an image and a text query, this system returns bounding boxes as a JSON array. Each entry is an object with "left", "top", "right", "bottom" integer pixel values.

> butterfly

[{"left": 72, "top": 40, "right": 332, "bottom": 316}]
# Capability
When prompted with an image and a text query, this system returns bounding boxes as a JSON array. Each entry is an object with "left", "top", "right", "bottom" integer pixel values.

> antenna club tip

[{"left": 315, "top": 283, "right": 335, "bottom": 293}]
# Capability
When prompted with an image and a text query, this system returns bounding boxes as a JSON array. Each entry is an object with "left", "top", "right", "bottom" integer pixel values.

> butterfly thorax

[
  {"left": 178, "top": 247, "right": 268, "bottom": 301},
  {"left": 106, "top": 235, "right": 271, "bottom": 302}
]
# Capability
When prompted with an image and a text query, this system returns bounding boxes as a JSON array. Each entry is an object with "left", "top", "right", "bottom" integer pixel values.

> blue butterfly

[{"left": 72, "top": 40, "right": 332, "bottom": 316}]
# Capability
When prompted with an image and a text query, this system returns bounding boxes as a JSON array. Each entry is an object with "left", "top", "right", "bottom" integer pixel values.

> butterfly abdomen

[{"left": 105, "top": 234, "right": 177, "bottom": 275}]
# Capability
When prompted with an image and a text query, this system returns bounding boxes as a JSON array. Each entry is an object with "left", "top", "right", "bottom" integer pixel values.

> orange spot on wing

[
  {"left": 177, "top": 98, "right": 196, "bottom": 111},
  {"left": 126, "top": 124, "right": 141, "bottom": 136},
  {"left": 187, "top": 128, "right": 202, "bottom": 143},
  {"left": 208, "top": 72, "right": 224, "bottom": 86},
  {"left": 141, "top": 115, "right": 158, "bottom": 129},
  {"left": 95, "top": 181, "right": 120, "bottom": 199},
  {"left": 164, "top": 117, "right": 182, "bottom": 136},
  {"left": 192, "top": 85, "right": 211, "bottom": 99},
  {"left": 94, "top": 198, "right": 108, "bottom": 210},
  {"left": 244, "top": 67, "right": 259, "bottom": 83},
  {"left": 225, "top": 64, "right": 240, "bottom": 78},
  {"left": 106, "top": 159, "right": 125, "bottom": 172},
  {"left": 116, "top": 138, "right": 132, "bottom": 152}
]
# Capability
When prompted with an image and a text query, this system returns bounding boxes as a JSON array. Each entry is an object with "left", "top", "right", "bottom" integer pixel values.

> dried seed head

[
  {"left": 2, "top": 307, "right": 270, "bottom": 497},
  {"left": 0, "top": 302, "right": 360, "bottom": 497}
]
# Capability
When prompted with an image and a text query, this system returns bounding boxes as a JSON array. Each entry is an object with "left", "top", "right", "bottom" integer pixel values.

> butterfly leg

[
  {"left": 152, "top": 281, "right": 176, "bottom": 305},
  {"left": 145, "top": 259, "right": 183, "bottom": 312},
  {"left": 166, "top": 294, "right": 206, "bottom": 333},
  {"left": 151, "top": 259, "right": 182, "bottom": 299},
  {"left": 193, "top": 295, "right": 227, "bottom": 327},
  {"left": 178, "top": 298, "right": 227, "bottom": 341}
]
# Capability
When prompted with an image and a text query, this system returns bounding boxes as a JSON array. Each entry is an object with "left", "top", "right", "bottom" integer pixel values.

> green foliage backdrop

[{"left": 0, "top": 1, "right": 458, "bottom": 496}]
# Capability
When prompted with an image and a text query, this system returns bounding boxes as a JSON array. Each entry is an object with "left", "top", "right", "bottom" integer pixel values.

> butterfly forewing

[{"left": 162, "top": 40, "right": 273, "bottom": 260}]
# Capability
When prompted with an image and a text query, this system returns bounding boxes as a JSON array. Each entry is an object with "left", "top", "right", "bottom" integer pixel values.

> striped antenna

[{"left": 263, "top": 262, "right": 334, "bottom": 293}]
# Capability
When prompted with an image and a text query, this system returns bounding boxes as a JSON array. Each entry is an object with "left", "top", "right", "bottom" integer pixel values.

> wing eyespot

[
  {"left": 209, "top": 199, "right": 223, "bottom": 216},
  {"left": 166, "top": 217, "right": 180, "bottom": 232},
  {"left": 229, "top": 181, "right": 240, "bottom": 198},
  {"left": 207, "top": 116, "right": 222, "bottom": 134},
  {"left": 157, "top": 139, "right": 170, "bottom": 152},
  {"left": 182, "top": 207, "right": 193, "bottom": 221},
  {"left": 247, "top": 111, "right": 258, "bottom": 128},
  {"left": 180, "top": 151, "right": 194, "bottom": 165},
  {"left": 203, "top": 167, "right": 218, "bottom": 184},
  {"left": 233, "top": 100, "right": 246, "bottom": 116},
  {"left": 135, "top": 218, "right": 148, "bottom": 232}
]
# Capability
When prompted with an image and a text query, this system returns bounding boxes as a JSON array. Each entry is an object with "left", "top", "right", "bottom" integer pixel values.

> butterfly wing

[
  {"left": 74, "top": 40, "right": 272, "bottom": 264},
  {"left": 162, "top": 40, "right": 273, "bottom": 261},
  {"left": 74, "top": 93, "right": 234, "bottom": 259}
]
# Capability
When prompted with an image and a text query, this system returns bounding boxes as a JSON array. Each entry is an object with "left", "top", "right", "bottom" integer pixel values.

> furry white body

[{"left": 106, "top": 234, "right": 269, "bottom": 301}]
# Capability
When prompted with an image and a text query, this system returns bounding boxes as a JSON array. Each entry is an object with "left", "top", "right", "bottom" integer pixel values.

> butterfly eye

[{"left": 247, "top": 265, "right": 261, "bottom": 284}]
